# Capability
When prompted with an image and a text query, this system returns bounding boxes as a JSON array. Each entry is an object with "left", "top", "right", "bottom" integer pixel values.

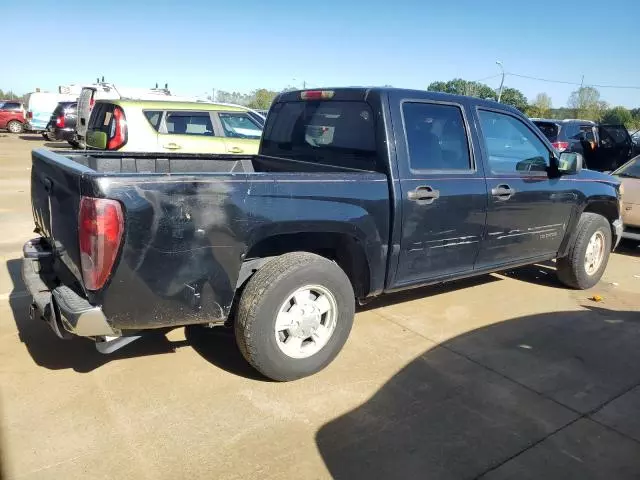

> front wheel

[
  {"left": 557, "top": 212, "right": 612, "bottom": 289},
  {"left": 235, "top": 252, "right": 355, "bottom": 381}
]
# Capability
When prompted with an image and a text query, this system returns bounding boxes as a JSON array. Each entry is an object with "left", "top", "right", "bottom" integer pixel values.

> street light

[{"left": 496, "top": 61, "right": 505, "bottom": 102}]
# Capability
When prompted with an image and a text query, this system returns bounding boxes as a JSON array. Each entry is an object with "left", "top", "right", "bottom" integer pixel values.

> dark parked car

[
  {"left": 24, "top": 88, "right": 622, "bottom": 381},
  {"left": 45, "top": 101, "right": 79, "bottom": 147},
  {"left": 532, "top": 118, "right": 633, "bottom": 171},
  {"left": 0, "top": 101, "right": 26, "bottom": 133}
]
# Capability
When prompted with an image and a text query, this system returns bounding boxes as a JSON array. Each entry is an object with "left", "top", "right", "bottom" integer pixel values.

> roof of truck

[{"left": 278, "top": 87, "right": 523, "bottom": 116}]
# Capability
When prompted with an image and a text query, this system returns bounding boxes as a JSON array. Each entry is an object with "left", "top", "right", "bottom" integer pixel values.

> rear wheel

[
  {"left": 235, "top": 252, "right": 355, "bottom": 381},
  {"left": 7, "top": 120, "right": 23, "bottom": 134},
  {"left": 557, "top": 212, "right": 611, "bottom": 289}
]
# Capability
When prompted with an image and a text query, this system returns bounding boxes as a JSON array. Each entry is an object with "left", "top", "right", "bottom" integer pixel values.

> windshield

[
  {"left": 613, "top": 156, "right": 640, "bottom": 178},
  {"left": 261, "top": 100, "right": 378, "bottom": 171}
]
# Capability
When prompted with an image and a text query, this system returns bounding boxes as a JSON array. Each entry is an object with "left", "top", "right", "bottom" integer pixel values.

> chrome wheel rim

[
  {"left": 8, "top": 122, "right": 20, "bottom": 133},
  {"left": 584, "top": 231, "right": 606, "bottom": 276},
  {"left": 274, "top": 285, "right": 338, "bottom": 359}
]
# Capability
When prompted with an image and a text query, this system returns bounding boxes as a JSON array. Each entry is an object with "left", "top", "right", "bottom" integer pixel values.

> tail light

[
  {"left": 107, "top": 106, "right": 127, "bottom": 150},
  {"left": 89, "top": 96, "right": 95, "bottom": 110},
  {"left": 552, "top": 141, "right": 569, "bottom": 152},
  {"left": 27, "top": 111, "right": 33, "bottom": 119},
  {"left": 79, "top": 197, "right": 124, "bottom": 291},
  {"left": 55, "top": 115, "right": 65, "bottom": 128}
]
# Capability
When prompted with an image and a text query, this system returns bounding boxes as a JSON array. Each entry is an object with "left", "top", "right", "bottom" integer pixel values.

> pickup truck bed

[
  {"left": 24, "top": 87, "right": 623, "bottom": 381},
  {"left": 28, "top": 148, "right": 389, "bottom": 333}
]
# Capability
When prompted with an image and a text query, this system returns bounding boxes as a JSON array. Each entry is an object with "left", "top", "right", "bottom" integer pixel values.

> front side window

[
  {"left": 478, "top": 110, "right": 551, "bottom": 174},
  {"left": 218, "top": 112, "right": 263, "bottom": 139},
  {"left": 166, "top": 112, "right": 214, "bottom": 136},
  {"left": 403, "top": 102, "right": 471, "bottom": 171}
]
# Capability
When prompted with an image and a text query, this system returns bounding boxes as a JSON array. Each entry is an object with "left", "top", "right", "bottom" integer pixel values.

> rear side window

[
  {"left": 1, "top": 102, "right": 22, "bottom": 110},
  {"left": 261, "top": 100, "right": 377, "bottom": 171},
  {"left": 166, "top": 112, "right": 214, "bottom": 136},
  {"left": 144, "top": 110, "right": 162, "bottom": 131},
  {"left": 533, "top": 122, "right": 559, "bottom": 142},
  {"left": 88, "top": 103, "right": 115, "bottom": 132},
  {"left": 218, "top": 112, "right": 262, "bottom": 139},
  {"left": 402, "top": 102, "right": 471, "bottom": 171}
]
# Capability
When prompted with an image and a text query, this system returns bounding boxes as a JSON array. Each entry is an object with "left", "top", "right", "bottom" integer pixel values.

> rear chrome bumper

[{"left": 22, "top": 238, "right": 118, "bottom": 338}]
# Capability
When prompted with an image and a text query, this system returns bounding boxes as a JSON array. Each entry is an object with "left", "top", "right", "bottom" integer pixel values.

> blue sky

[{"left": 5, "top": 0, "right": 640, "bottom": 107}]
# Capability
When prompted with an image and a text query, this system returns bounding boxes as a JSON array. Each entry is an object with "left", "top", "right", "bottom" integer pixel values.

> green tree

[
  {"left": 567, "top": 86, "right": 608, "bottom": 121},
  {"left": 527, "top": 93, "right": 552, "bottom": 118},
  {"left": 427, "top": 78, "right": 495, "bottom": 100},
  {"left": 499, "top": 87, "right": 528, "bottom": 112},
  {"left": 248, "top": 89, "right": 278, "bottom": 110},
  {"left": 601, "top": 106, "right": 633, "bottom": 126}
]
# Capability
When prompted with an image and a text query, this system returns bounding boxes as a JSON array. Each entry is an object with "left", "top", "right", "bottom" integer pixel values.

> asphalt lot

[{"left": 1, "top": 133, "right": 640, "bottom": 479}]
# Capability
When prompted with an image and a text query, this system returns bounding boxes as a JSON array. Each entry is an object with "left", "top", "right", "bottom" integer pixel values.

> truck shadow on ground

[
  {"left": 18, "top": 135, "right": 45, "bottom": 141},
  {"left": 614, "top": 239, "right": 640, "bottom": 257},
  {"left": 6, "top": 258, "right": 187, "bottom": 373},
  {"left": 316, "top": 306, "right": 640, "bottom": 479}
]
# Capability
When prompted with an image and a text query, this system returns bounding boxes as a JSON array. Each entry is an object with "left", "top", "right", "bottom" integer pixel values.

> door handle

[
  {"left": 408, "top": 185, "right": 440, "bottom": 204},
  {"left": 491, "top": 184, "right": 515, "bottom": 200},
  {"left": 163, "top": 143, "right": 181, "bottom": 150},
  {"left": 228, "top": 147, "right": 243, "bottom": 154}
]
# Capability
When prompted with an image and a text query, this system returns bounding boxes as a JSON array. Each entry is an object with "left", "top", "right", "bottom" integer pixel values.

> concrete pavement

[{"left": 1, "top": 133, "right": 640, "bottom": 479}]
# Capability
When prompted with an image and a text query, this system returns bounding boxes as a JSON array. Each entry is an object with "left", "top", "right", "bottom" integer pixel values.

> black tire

[
  {"left": 68, "top": 140, "right": 80, "bottom": 149},
  {"left": 7, "top": 120, "right": 23, "bottom": 134},
  {"left": 235, "top": 252, "right": 355, "bottom": 381},
  {"left": 557, "top": 212, "right": 612, "bottom": 289}
]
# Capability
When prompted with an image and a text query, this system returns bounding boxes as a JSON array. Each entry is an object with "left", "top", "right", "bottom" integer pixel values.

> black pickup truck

[{"left": 24, "top": 88, "right": 623, "bottom": 381}]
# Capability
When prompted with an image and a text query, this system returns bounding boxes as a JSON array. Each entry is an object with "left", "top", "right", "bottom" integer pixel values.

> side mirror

[
  {"left": 558, "top": 152, "right": 583, "bottom": 174},
  {"left": 86, "top": 130, "right": 107, "bottom": 150}
]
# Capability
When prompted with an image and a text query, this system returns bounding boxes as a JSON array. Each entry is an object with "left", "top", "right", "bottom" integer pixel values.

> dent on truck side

[{"left": 95, "top": 172, "right": 390, "bottom": 330}]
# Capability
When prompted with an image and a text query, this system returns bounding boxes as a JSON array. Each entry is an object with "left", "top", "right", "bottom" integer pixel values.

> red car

[{"left": 0, "top": 101, "right": 26, "bottom": 133}]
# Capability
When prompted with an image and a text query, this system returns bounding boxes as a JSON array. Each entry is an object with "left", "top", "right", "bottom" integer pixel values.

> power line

[{"left": 507, "top": 72, "right": 640, "bottom": 90}]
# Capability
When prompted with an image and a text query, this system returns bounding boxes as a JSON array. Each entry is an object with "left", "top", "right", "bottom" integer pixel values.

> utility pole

[
  {"left": 211, "top": 88, "right": 216, "bottom": 102},
  {"left": 496, "top": 61, "right": 505, "bottom": 102},
  {"left": 302, "top": 80, "right": 306, "bottom": 89}
]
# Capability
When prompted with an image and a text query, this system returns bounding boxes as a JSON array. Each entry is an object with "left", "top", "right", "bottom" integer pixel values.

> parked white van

[{"left": 25, "top": 91, "right": 78, "bottom": 135}]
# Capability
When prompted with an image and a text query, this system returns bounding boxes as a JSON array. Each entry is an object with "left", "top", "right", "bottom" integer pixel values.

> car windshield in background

[
  {"left": 614, "top": 156, "right": 640, "bottom": 178},
  {"left": 533, "top": 121, "right": 559, "bottom": 142},
  {"left": 261, "top": 100, "right": 377, "bottom": 171}
]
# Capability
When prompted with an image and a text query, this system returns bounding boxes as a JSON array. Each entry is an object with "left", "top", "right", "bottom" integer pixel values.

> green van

[{"left": 86, "top": 99, "right": 264, "bottom": 154}]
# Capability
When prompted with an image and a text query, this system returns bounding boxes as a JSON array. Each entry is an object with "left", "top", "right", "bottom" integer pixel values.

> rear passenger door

[
  {"left": 215, "top": 111, "right": 263, "bottom": 154},
  {"left": 389, "top": 94, "right": 488, "bottom": 287},
  {"left": 158, "top": 111, "right": 226, "bottom": 153},
  {"left": 474, "top": 109, "right": 575, "bottom": 267}
]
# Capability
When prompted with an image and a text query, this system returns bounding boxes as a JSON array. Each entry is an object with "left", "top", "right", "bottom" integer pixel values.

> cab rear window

[{"left": 261, "top": 100, "right": 377, "bottom": 171}]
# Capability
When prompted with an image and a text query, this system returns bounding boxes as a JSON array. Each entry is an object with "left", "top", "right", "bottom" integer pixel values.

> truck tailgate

[{"left": 31, "top": 148, "right": 89, "bottom": 286}]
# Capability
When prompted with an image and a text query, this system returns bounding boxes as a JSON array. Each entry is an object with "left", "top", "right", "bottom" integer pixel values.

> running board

[{"left": 95, "top": 335, "right": 141, "bottom": 354}]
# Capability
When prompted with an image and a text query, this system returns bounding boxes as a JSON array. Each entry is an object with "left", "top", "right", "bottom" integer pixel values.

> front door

[
  {"left": 474, "top": 109, "right": 576, "bottom": 268},
  {"left": 215, "top": 111, "right": 263, "bottom": 155},
  {"left": 158, "top": 111, "right": 227, "bottom": 154},
  {"left": 596, "top": 124, "right": 633, "bottom": 171},
  {"left": 390, "top": 97, "right": 488, "bottom": 287}
]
